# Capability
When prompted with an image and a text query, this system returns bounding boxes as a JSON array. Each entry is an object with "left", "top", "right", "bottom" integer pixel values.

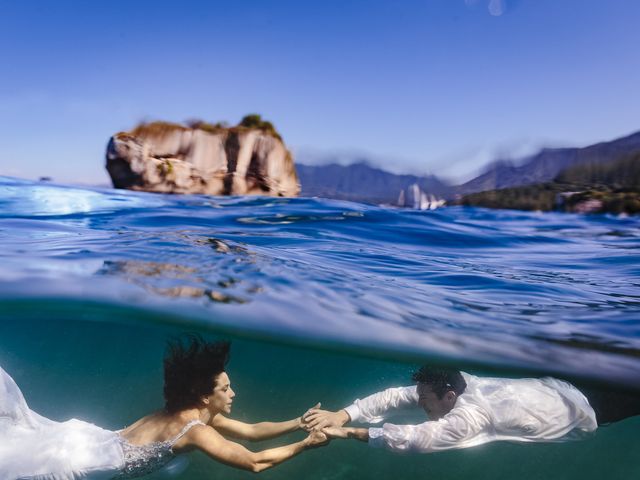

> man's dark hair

[
  {"left": 163, "top": 335, "right": 230, "bottom": 414},
  {"left": 412, "top": 366, "right": 467, "bottom": 399}
]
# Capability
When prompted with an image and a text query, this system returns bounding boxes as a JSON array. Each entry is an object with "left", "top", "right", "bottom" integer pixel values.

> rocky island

[{"left": 106, "top": 115, "right": 299, "bottom": 197}]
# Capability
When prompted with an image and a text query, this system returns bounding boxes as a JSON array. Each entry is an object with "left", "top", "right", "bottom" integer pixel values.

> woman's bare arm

[
  {"left": 211, "top": 414, "right": 303, "bottom": 441},
  {"left": 210, "top": 403, "right": 320, "bottom": 441},
  {"left": 181, "top": 424, "right": 328, "bottom": 473}
]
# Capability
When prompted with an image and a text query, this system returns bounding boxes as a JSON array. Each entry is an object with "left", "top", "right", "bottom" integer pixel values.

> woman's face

[{"left": 207, "top": 372, "right": 235, "bottom": 414}]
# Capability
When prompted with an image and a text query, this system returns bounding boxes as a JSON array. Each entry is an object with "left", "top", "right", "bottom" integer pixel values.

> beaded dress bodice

[{"left": 113, "top": 419, "right": 204, "bottom": 479}]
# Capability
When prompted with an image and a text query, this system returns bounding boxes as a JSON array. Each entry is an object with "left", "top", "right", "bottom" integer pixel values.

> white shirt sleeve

[
  {"left": 368, "top": 404, "right": 492, "bottom": 453},
  {"left": 344, "top": 385, "right": 418, "bottom": 423}
]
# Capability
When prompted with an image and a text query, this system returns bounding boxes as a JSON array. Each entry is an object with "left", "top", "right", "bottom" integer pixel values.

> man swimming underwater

[{"left": 303, "top": 366, "right": 640, "bottom": 453}]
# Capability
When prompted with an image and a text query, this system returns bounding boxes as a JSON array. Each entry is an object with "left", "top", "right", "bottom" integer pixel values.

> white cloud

[
  {"left": 488, "top": 0, "right": 507, "bottom": 16},
  {"left": 464, "top": 0, "right": 510, "bottom": 17}
]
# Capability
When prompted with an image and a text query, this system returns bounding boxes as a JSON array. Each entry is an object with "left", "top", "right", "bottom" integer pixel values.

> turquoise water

[{"left": 1, "top": 176, "right": 639, "bottom": 479}]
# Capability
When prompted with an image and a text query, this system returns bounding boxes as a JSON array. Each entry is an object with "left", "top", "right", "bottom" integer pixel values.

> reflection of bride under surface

[{"left": 0, "top": 338, "right": 327, "bottom": 480}]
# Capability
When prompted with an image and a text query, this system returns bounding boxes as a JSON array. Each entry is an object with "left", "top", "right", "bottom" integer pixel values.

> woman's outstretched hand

[{"left": 300, "top": 402, "right": 321, "bottom": 431}]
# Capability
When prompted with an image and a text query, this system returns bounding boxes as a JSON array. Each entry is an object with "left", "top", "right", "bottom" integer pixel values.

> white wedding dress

[{"left": 0, "top": 366, "right": 198, "bottom": 480}]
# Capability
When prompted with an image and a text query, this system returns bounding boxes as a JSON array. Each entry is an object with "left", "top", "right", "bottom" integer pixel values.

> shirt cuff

[
  {"left": 343, "top": 404, "right": 360, "bottom": 423},
  {"left": 368, "top": 427, "right": 385, "bottom": 448}
]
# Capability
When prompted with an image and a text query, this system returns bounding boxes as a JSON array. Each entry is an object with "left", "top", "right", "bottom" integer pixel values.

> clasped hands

[{"left": 300, "top": 403, "right": 350, "bottom": 439}]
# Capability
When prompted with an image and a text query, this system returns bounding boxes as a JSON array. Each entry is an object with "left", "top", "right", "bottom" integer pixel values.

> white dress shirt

[{"left": 343, "top": 373, "right": 597, "bottom": 453}]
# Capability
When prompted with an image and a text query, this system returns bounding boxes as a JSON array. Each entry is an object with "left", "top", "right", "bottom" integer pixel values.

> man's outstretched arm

[
  {"left": 303, "top": 385, "right": 418, "bottom": 429},
  {"left": 324, "top": 406, "right": 491, "bottom": 453},
  {"left": 323, "top": 426, "right": 369, "bottom": 442}
]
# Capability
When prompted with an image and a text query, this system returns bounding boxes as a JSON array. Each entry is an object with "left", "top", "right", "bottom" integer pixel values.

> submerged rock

[{"left": 106, "top": 119, "right": 299, "bottom": 196}]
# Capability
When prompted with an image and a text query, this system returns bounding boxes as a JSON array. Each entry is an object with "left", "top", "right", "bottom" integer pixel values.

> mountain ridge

[
  {"left": 297, "top": 161, "right": 450, "bottom": 204},
  {"left": 297, "top": 129, "right": 640, "bottom": 204},
  {"left": 456, "top": 130, "right": 640, "bottom": 195}
]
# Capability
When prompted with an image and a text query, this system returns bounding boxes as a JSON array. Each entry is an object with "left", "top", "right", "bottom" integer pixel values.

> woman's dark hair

[
  {"left": 163, "top": 335, "right": 230, "bottom": 414},
  {"left": 412, "top": 366, "right": 467, "bottom": 399}
]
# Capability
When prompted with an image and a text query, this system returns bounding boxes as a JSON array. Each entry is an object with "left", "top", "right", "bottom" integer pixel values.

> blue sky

[{"left": 1, "top": 0, "right": 639, "bottom": 184}]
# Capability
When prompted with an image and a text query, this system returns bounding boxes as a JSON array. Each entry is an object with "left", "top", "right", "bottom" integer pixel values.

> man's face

[{"left": 417, "top": 383, "right": 456, "bottom": 420}]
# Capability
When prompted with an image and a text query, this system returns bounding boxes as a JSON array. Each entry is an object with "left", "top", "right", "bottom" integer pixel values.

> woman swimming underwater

[{"left": 0, "top": 336, "right": 328, "bottom": 479}]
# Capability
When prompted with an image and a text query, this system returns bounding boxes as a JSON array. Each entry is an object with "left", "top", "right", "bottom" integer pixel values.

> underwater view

[
  {"left": 1, "top": 177, "right": 639, "bottom": 479},
  {"left": 2, "top": 0, "right": 640, "bottom": 478}
]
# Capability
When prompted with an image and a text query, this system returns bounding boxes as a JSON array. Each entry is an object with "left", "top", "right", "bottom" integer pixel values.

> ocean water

[{"left": 0, "top": 176, "right": 639, "bottom": 479}]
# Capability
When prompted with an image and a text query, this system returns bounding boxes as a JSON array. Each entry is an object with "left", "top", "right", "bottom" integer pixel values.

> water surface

[{"left": 1, "top": 177, "right": 639, "bottom": 479}]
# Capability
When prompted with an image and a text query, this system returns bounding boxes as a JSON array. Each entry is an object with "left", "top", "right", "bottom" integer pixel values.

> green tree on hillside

[
  {"left": 460, "top": 151, "right": 640, "bottom": 214},
  {"left": 555, "top": 152, "right": 640, "bottom": 189},
  {"left": 238, "top": 114, "right": 282, "bottom": 140}
]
